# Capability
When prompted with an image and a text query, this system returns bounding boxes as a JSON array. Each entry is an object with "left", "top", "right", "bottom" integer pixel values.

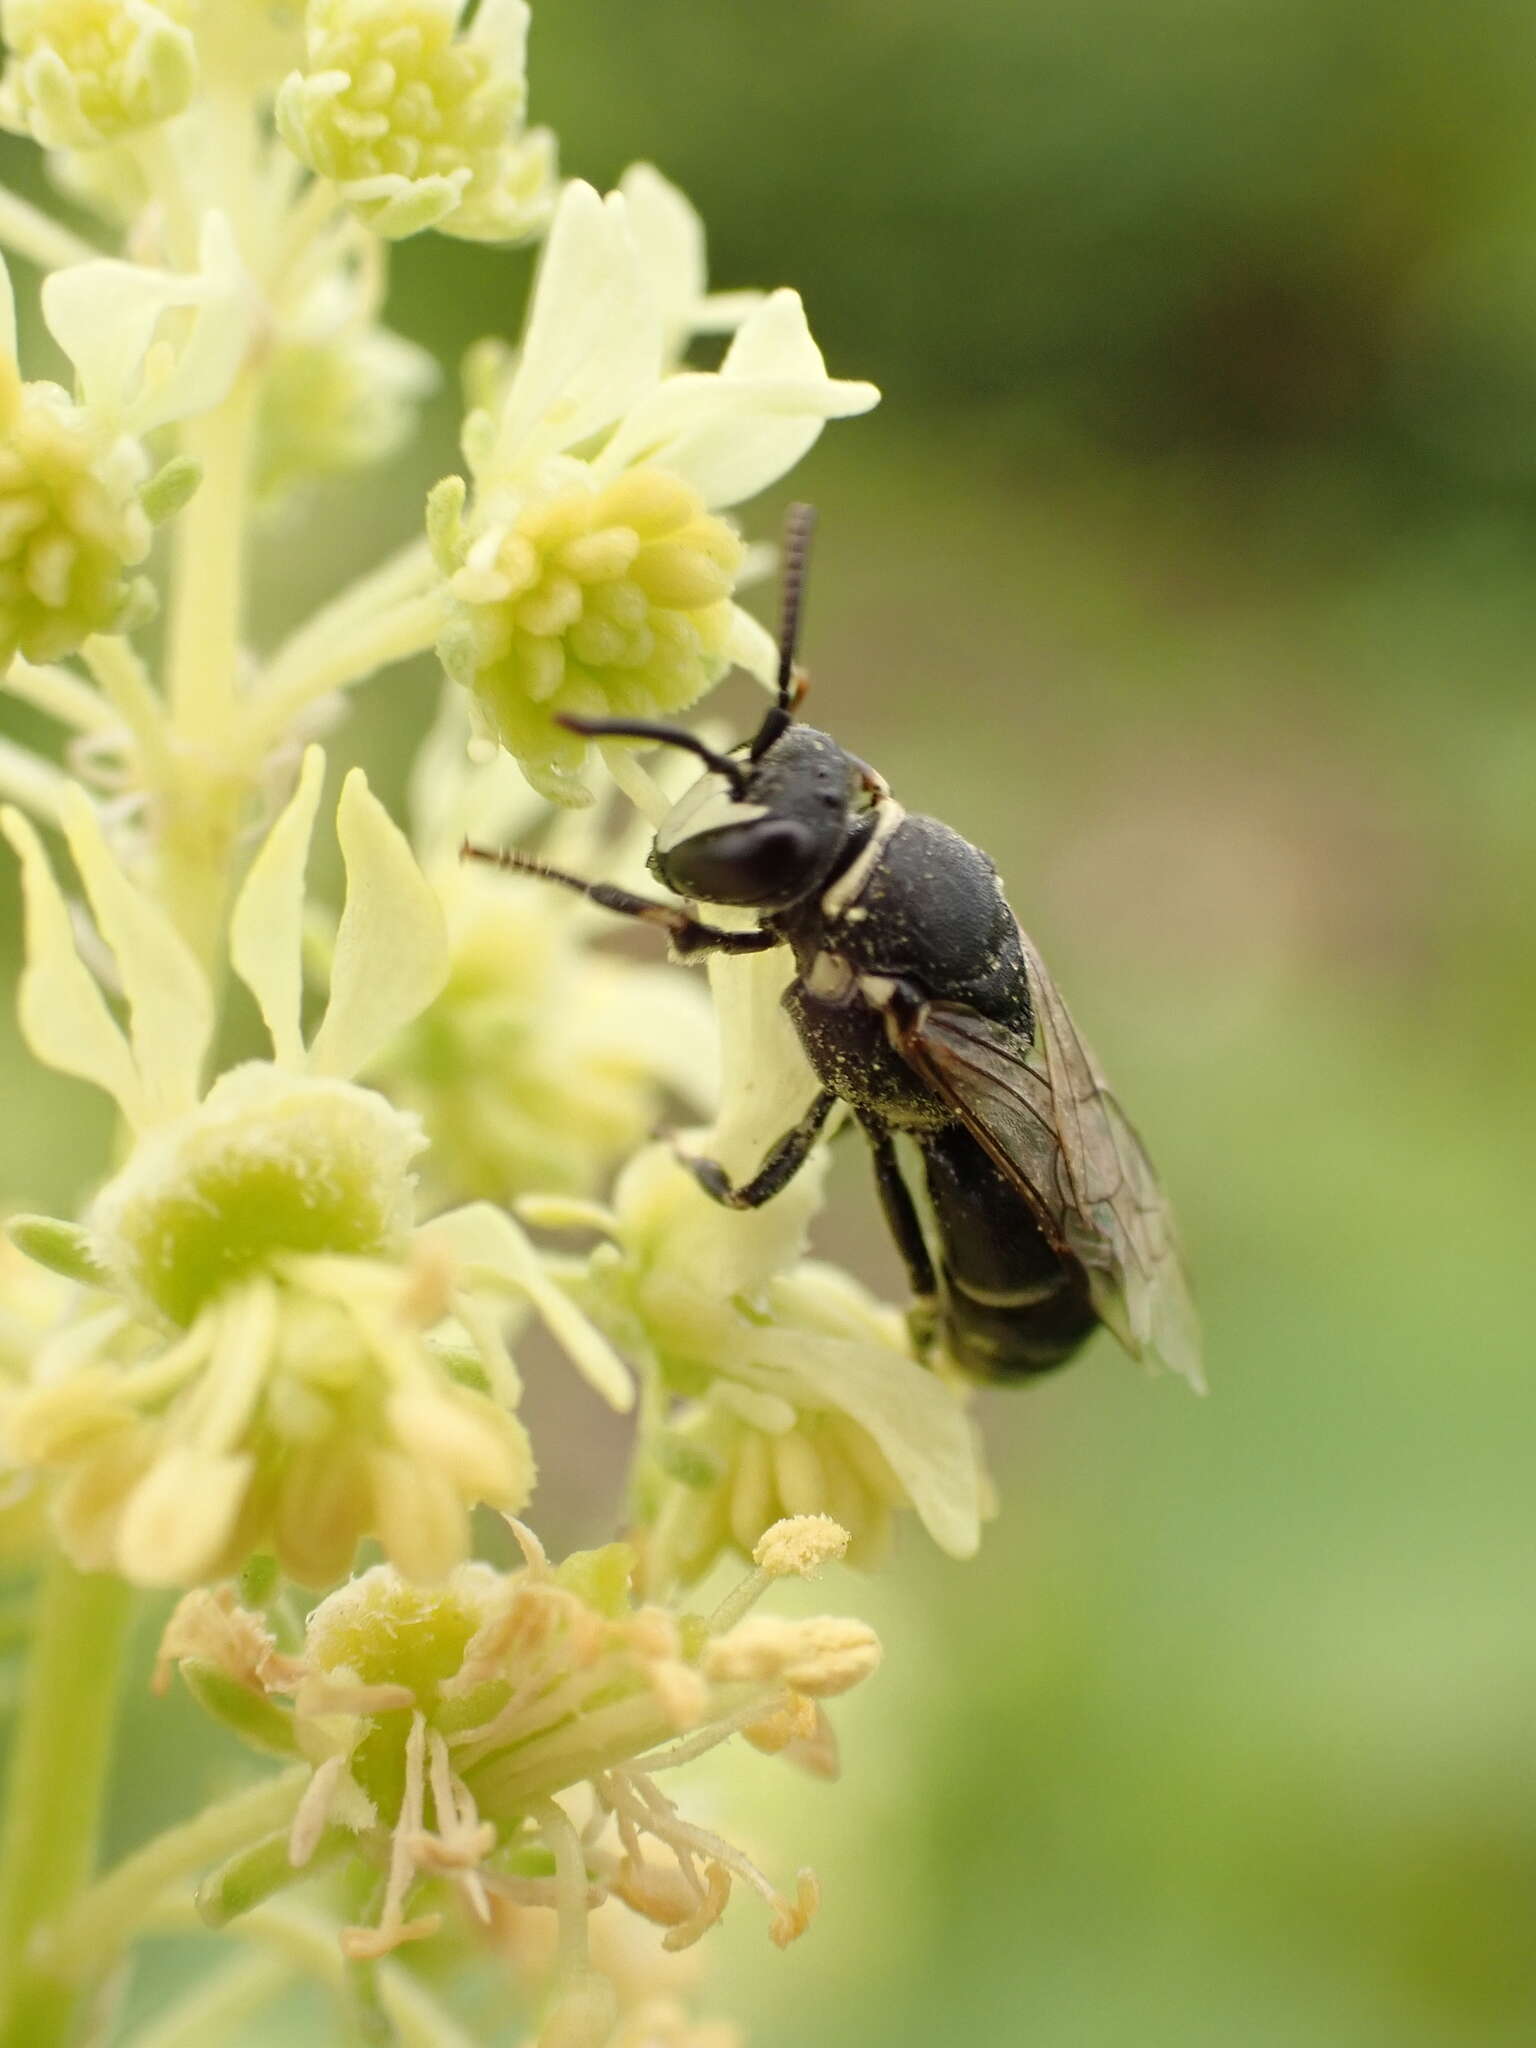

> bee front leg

[
  {"left": 675, "top": 1090, "right": 838, "bottom": 1210},
  {"left": 461, "top": 844, "right": 781, "bottom": 956}
]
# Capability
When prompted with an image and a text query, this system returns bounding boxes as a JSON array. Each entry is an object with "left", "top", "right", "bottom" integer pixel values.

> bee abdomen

[{"left": 919, "top": 1124, "right": 1097, "bottom": 1380}]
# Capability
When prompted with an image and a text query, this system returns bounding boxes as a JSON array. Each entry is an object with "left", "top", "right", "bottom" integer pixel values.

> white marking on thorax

[
  {"left": 858, "top": 973, "right": 897, "bottom": 1007},
  {"left": 805, "top": 950, "right": 856, "bottom": 1000},
  {"left": 821, "top": 799, "right": 907, "bottom": 921},
  {"left": 654, "top": 773, "right": 767, "bottom": 856}
]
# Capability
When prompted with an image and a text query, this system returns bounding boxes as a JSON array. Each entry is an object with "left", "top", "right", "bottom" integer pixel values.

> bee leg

[
  {"left": 857, "top": 1116, "right": 939, "bottom": 1352},
  {"left": 459, "top": 844, "right": 779, "bottom": 957},
  {"left": 676, "top": 1090, "right": 838, "bottom": 1210}
]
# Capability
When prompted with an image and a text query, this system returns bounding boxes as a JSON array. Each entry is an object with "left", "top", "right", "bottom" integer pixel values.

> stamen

[
  {"left": 705, "top": 1563, "right": 774, "bottom": 1636},
  {"left": 659, "top": 1862, "right": 732, "bottom": 1954},
  {"left": 632, "top": 1695, "right": 804, "bottom": 1775},
  {"left": 289, "top": 1754, "right": 351, "bottom": 1869},
  {"left": 340, "top": 1712, "right": 443, "bottom": 1960},
  {"left": 531, "top": 1796, "right": 593, "bottom": 1981},
  {"left": 503, "top": 1513, "right": 550, "bottom": 1573}
]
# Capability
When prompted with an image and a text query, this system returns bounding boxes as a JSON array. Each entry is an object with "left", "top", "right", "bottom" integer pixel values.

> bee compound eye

[{"left": 664, "top": 817, "right": 820, "bottom": 906}]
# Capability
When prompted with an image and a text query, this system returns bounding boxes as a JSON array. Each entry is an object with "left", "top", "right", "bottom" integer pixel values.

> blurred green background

[{"left": 5, "top": 0, "right": 1536, "bottom": 2041}]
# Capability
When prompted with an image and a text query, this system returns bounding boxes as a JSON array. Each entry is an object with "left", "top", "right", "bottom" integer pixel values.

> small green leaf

[
  {"left": 7, "top": 1213, "right": 109, "bottom": 1287},
  {"left": 181, "top": 1660, "right": 299, "bottom": 1757},
  {"left": 433, "top": 1343, "right": 491, "bottom": 1394},
  {"left": 425, "top": 473, "right": 466, "bottom": 570},
  {"left": 237, "top": 1553, "right": 280, "bottom": 1608},
  {"left": 554, "top": 1542, "right": 636, "bottom": 1617},
  {"left": 141, "top": 456, "right": 202, "bottom": 525},
  {"left": 197, "top": 1822, "right": 348, "bottom": 1928}
]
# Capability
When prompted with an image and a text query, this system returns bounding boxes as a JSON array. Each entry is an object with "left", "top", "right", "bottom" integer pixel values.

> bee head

[
  {"left": 646, "top": 722, "right": 865, "bottom": 909},
  {"left": 556, "top": 505, "right": 885, "bottom": 911}
]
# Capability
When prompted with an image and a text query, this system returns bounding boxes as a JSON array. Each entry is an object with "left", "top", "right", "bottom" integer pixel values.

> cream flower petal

[
  {"left": 368, "top": 1448, "right": 470, "bottom": 1584},
  {"left": 469, "top": 0, "right": 531, "bottom": 70},
  {"left": 621, "top": 1141, "right": 823, "bottom": 1310},
  {"left": 230, "top": 746, "right": 325, "bottom": 1067},
  {"left": 42, "top": 214, "right": 256, "bottom": 433},
  {"left": 419, "top": 1202, "right": 634, "bottom": 1413},
  {"left": 591, "top": 293, "right": 879, "bottom": 509},
  {"left": 724, "top": 603, "right": 779, "bottom": 689},
  {"left": 753, "top": 1310, "right": 982, "bottom": 1561},
  {"left": 488, "top": 181, "right": 664, "bottom": 472},
  {"left": 308, "top": 769, "right": 450, "bottom": 1081},
  {"left": 59, "top": 786, "right": 212, "bottom": 1123},
  {"left": 116, "top": 1445, "right": 253, "bottom": 1587},
  {"left": 619, "top": 164, "right": 763, "bottom": 358},
  {"left": 696, "top": 287, "right": 770, "bottom": 335},
  {"left": 706, "top": 946, "right": 821, "bottom": 1181},
  {"left": 620, "top": 162, "right": 706, "bottom": 351},
  {"left": 1, "top": 806, "right": 144, "bottom": 1125},
  {"left": 720, "top": 286, "right": 836, "bottom": 381}
]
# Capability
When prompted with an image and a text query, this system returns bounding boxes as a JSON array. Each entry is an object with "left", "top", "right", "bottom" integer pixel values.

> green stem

[
  {"left": 0, "top": 736, "right": 67, "bottom": 825},
  {"left": 36, "top": 1766, "right": 308, "bottom": 1981},
  {"left": 247, "top": 562, "right": 443, "bottom": 749},
  {"left": 0, "top": 189, "right": 98, "bottom": 272},
  {"left": 154, "top": 371, "right": 263, "bottom": 962},
  {"left": 165, "top": 374, "right": 260, "bottom": 742},
  {"left": 0, "top": 1558, "right": 132, "bottom": 2048}
]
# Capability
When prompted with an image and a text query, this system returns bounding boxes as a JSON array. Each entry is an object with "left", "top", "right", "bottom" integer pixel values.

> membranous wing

[{"left": 890, "top": 928, "right": 1203, "bottom": 1387}]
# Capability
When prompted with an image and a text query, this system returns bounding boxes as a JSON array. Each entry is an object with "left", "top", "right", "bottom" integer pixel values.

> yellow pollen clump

[{"left": 752, "top": 1514, "right": 851, "bottom": 1580}]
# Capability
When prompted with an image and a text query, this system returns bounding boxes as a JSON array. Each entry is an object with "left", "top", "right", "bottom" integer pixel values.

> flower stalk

[
  {"left": 32, "top": 1767, "right": 310, "bottom": 1985},
  {"left": 164, "top": 370, "right": 260, "bottom": 739},
  {"left": 0, "top": 1558, "right": 132, "bottom": 2048}
]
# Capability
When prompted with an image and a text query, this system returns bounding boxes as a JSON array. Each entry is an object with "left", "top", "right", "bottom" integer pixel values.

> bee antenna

[
  {"left": 555, "top": 714, "right": 749, "bottom": 797},
  {"left": 775, "top": 502, "right": 816, "bottom": 712}
]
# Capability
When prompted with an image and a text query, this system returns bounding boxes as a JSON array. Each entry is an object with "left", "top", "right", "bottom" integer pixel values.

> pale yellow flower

[
  {"left": 431, "top": 177, "right": 878, "bottom": 801},
  {"left": 0, "top": 748, "right": 629, "bottom": 1584},
  {"left": 0, "top": 215, "right": 259, "bottom": 669},
  {"left": 276, "top": 0, "right": 554, "bottom": 242},
  {"left": 370, "top": 693, "right": 716, "bottom": 1208},
  {"left": 619, "top": 163, "right": 764, "bottom": 366},
  {"left": 0, "top": 254, "right": 151, "bottom": 665},
  {"left": 0, "top": 0, "right": 198, "bottom": 150},
  {"left": 543, "top": 1142, "right": 985, "bottom": 1589},
  {"left": 160, "top": 1523, "right": 879, "bottom": 1981}
]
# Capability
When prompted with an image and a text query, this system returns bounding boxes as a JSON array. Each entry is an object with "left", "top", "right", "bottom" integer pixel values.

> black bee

[{"left": 468, "top": 509, "right": 1201, "bottom": 1387}]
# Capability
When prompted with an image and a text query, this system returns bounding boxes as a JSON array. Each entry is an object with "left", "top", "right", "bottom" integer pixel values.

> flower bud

[
  {"left": 0, "top": 364, "right": 152, "bottom": 665},
  {"left": 276, "top": 0, "right": 554, "bottom": 242},
  {"left": 434, "top": 468, "right": 744, "bottom": 804},
  {"left": 89, "top": 1064, "right": 422, "bottom": 1327},
  {"left": 0, "top": 0, "right": 197, "bottom": 149}
]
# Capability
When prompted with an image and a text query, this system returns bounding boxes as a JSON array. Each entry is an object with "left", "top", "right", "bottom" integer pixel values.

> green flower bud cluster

[
  {"left": 433, "top": 467, "right": 743, "bottom": 803},
  {"left": 0, "top": 0, "right": 197, "bottom": 149},
  {"left": 0, "top": 358, "right": 152, "bottom": 663},
  {"left": 276, "top": 0, "right": 553, "bottom": 242}
]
